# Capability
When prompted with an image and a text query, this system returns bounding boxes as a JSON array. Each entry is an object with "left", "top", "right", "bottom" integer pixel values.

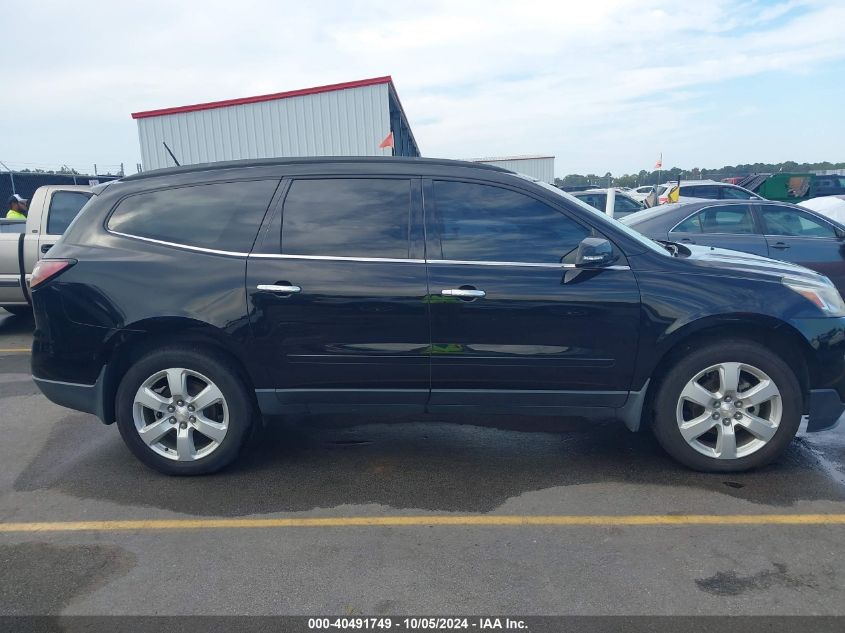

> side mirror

[{"left": 574, "top": 237, "right": 616, "bottom": 268}]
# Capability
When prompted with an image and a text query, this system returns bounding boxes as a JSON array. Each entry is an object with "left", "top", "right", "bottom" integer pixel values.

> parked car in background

[
  {"left": 658, "top": 180, "right": 763, "bottom": 204},
  {"left": 813, "top": 175, "right": 845, "bottom": 197},
  {"left": 28, "top": 157, "right": 845, "bottom": 476},
  {"left": 800, "top": 195, "right": 845, "bottom": 224},
  {"left": 0, "top": 185, "right": 92, "bottom": 315},
  {"left": 571, "top": 189, "right": 644, "bottom": 218},
  {"left": 630, "top": 185, "right": 668, "bottom": 202},
  {"left": 622, "top": 199, "right": 845, "bottom": 296}
]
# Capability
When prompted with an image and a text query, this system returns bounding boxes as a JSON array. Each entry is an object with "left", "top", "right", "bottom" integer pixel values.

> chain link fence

[{"left": 1, "top": 161, "right": 123, "bottom": 207}]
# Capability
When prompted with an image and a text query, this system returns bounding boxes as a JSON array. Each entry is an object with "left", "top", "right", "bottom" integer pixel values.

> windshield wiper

[{"left": 655, "top": 240, "right": 679, "bottom": 256}]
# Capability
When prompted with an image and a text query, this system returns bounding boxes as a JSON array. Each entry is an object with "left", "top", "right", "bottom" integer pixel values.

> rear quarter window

[{"left": 107, "top": 180, "right": 279, "bottom": 252}]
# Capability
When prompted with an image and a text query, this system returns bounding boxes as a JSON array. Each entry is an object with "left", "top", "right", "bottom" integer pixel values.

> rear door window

[
  {"left": 682, "top": 185, "right": 720, "bottom": 198},
  {"left": 721, "top": 186, "right": 755, "bottom": 200},
  {"left": 759, "top": 205, "right": 837, "bottom": 237},
  {"left": 47, "top": 191, "right": 92, "bottom": 235},
  {"left": 697, "top": 204, "right": 756, "bottom": 234},
  {"left": 673, "top": 212, "right": 703, "bottom": 233},
  {"left": 108, "top": 180, "right": 279, "bottom": 252},
  {"left": 674, "top": 205, "right": 758, "bottom": 234},
  {"left": 281, "top": 178, "right": 411, "bottom": 258}
]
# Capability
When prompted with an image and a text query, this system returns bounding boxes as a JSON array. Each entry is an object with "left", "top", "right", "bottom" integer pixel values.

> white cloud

[{"left": 1, "top": 0, "right": 843, "bottom": 175}]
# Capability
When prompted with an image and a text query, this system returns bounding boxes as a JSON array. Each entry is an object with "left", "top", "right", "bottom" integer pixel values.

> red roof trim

[{"left": 131, "top": 76, "right": 393, "bottom": 120}]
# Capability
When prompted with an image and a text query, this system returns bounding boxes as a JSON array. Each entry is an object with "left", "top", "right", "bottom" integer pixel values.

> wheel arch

[
  {"left": 98, "top": 317, "right": 261, "bottom": 425},
  {"left": 637, "top": 314, "right": 814, "bottom": 430}
]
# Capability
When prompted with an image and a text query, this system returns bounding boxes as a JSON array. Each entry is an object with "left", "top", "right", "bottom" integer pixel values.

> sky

[{"left": 2, "top": 0, "right": 844, "bottom": 177}]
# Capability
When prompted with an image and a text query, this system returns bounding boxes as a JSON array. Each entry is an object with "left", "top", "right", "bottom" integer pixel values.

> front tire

[
  {"left": 115, "top": 346, "right": 254, "bottom": 475},
  {"left": 651, "top": 339, "right": 802, "bottom": 472}
]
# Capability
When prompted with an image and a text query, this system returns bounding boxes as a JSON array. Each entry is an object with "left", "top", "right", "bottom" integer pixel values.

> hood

[{"left": 679, "top": 243, "right": 829, "bottom": 284}]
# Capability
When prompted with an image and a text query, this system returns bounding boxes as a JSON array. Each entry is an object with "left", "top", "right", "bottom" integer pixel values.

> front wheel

[
  {"left": 115, "top": 346, "right": 254, "bottom": 475},
  {"left": 651, "top": 340, "right": 802, "bottom": 472}
]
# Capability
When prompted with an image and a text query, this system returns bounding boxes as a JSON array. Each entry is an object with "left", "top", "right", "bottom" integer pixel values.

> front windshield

[{"left": 526, "top": 177, "right": 671, "bottom": 256}]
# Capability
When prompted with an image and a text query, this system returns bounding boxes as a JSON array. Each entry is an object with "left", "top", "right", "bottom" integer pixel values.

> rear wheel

[
  {"left": 651, "top": 340, "right": 802, "bottom": 472},
  {"left": 115, "top": 347, "right": 254, "bottom": 475}
]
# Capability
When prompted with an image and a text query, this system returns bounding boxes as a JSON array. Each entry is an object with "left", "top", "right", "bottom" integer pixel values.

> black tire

[
  {"left": 2, "top": 306, "right": 31, "bottom": 317},
  {"left": 651, "top": 339, "right": 802, "bottom": 472},
  {"left": 115, "top": 346, "right": 255, "bottom": 475}
]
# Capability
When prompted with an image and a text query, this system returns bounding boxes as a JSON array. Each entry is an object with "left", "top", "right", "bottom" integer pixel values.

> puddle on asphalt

[{"left": 11, "top": 410, "right": 845, "bottom": 517}]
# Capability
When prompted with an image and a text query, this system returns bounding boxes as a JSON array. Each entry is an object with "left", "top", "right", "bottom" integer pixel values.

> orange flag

[{"left": 379, "top": 131, "right": 394, "bottom": 149}]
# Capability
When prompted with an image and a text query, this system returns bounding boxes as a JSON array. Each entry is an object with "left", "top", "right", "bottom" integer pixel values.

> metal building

[
  {"left": 473, "top": 155, "right": 555, "bottom": 183},
  {"left": 132, "top": 76, "right": 419, "bottom": 171}
]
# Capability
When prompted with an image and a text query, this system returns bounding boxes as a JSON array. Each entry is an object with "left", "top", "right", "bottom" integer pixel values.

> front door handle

[
  {"left": 770, "top": 242, "right": 791, "bottom": 250},
  {"left": 679, "top": 237, "right": 694, "bottom": 243},
  {"left": 441, "top": 288, "right": 486, "bottom": 298},
  {"left": 257, "top": 284, "right": 301, "bottom": 294}
]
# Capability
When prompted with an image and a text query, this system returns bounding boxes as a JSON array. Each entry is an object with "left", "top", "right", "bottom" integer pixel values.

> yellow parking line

[
  {"left": 0, "top": 348, "right": 30, "bottom": 353},
  {"left": 2, "top": 514, "right": 845, "bottom": 533}
]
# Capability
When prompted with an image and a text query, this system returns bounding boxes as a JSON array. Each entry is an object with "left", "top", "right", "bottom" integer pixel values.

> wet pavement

[{"left": 2, "top": 307, "right": 845, "bottom": 615}]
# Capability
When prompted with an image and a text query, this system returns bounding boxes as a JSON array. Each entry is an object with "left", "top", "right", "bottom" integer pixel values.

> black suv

[{"left": 30, "top": 158, "right": 845, "bottom": 475}]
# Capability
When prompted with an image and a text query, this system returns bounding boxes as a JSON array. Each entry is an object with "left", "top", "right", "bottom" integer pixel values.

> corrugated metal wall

[
  {"left": 475, "top": 157, "right": 555, "bottom": 183},
  {"left": 137, "top": 83, "right": 394, "bottom": 171}
]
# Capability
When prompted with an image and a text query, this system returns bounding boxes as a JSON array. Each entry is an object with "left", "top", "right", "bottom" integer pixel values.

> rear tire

[
  {"left": 651, "top": 339, "right": 801, "bottom": 472},
  {"left": 115, "top": 346, "right": 254, "bottom": 475}
]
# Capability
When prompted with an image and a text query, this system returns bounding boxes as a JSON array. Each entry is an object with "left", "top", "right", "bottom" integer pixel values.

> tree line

[{"left": 554, "top": 160, "right": 845, "bottom": 189}]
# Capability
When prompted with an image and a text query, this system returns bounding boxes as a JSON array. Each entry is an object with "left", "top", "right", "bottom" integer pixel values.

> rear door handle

[
  {"left": 40, "top": 244, "right": 54, "bottom": 254},
  {"left": 257, "top": 284, "right": 301, "bottom": 294},
  {"left": 770, "top": 242, "right": 791, "bottom": 250},
  {"left": 441, "top": 288, "right": 486, "bottom": 298}
]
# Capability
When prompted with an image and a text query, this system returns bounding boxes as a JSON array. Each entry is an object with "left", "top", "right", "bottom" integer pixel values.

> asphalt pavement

[{"left": 2, "top": 307, "right": 845, "bottom": 617}]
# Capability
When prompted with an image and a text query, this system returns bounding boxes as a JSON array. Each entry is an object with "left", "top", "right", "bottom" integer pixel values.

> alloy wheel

[
  {"left": 675, "top": 362, "right": 782, "bottom": 460},
  {"left": 132, "top": 367, "right": 229, "bottom": 461}
]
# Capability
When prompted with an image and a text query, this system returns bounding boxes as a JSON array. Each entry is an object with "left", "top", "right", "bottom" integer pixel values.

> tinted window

[
  {"left": 47, "top": 191, "right": 92, "bottom": 235},
  {"left": 759, "top": 205, "right": 837, "bottom": 238},
  {"left": 674, "top": 212, "right": 702, "bottom": 233},
  {"left": 682, "top": 185, "right": 719, "bottom": 199},
  {"left": 721, "top": 186, "right": 754, "bottom": 200},
  {"left": 574, "top": 194, "right": 604, "bottom": 210},
  {"left": 432, "top": 180, "right": 590, "bottom": 264},
  {"left": 109, "top": 180, "right": 278, "bottom": 251},
  {"left": 615, "top": 196, "right": 642, "bottom": 212},
  {"left": 696, "top": 205, "right": 756, "bottom": 234},
  {"left": 282, "top": 179, "right": 410, "bottom": 258}
]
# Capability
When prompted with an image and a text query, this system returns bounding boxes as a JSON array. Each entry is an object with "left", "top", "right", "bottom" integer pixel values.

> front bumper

[{"left": 790, "top": 317, "right": 845, "bottom": 432}]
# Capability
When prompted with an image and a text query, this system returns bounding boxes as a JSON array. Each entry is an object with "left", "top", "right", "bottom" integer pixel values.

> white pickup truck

[{"left": 0, "top": 185, "right": 92, "bottom": 315}]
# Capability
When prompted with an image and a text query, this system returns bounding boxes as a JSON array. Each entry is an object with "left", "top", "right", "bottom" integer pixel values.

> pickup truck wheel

[
  {"left": 115, "top": 347, "right": 254, "bottom": 475},
  {"left": 2, "top": 306, "right": 31, "bottom": 317},
  {"left": 651, "top": 340, "right": 801, "bottom": 472}
]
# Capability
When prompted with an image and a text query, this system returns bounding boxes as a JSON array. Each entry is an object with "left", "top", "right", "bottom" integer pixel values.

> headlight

[{"left": 782, "top": 276, "right": 845, "bottom": 316}]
